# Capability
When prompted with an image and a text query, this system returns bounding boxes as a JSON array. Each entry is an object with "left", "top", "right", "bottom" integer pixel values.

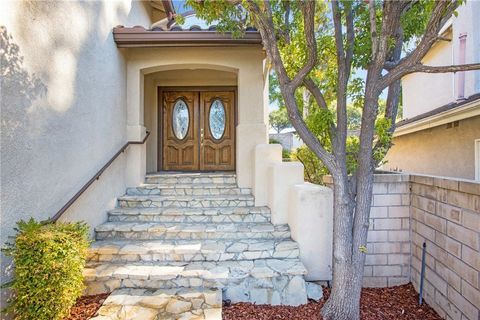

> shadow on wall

[
  {"left": 0, "top": 25, "right": 47, "bottom": 144},
  {"left": 0, "top": 25, "right": 48, "bottom": 317}
]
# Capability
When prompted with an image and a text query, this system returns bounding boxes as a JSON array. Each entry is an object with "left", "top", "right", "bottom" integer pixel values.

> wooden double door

[{"left": 161, "top": 89, "right": 235, "bottom": 171}]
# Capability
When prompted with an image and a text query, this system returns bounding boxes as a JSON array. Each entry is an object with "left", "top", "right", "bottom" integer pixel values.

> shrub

[
  {"left": 3, "top": 219, "right": 90, "bottom": 320},
  {"left": 291, "top": 145, "right": 329, "bottom": 185}
]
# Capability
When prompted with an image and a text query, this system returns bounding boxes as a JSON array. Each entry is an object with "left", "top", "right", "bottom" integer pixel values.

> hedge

[{"left": 3, "top": 219, "right": 90, "bottom": 320}]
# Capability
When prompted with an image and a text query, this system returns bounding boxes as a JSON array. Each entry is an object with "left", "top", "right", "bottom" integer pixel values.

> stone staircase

[{"left": 85, "top": 172, "right": 309, "bottom": 319}]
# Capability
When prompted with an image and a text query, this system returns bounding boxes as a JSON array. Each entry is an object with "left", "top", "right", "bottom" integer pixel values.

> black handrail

[{"left": 50, "top": 131, "right": 151, "bottom": 223}]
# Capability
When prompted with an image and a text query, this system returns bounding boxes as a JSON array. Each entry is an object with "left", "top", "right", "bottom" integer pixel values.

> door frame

[{"left": 157, "top": 86, "right": 238, "bottom": 172}]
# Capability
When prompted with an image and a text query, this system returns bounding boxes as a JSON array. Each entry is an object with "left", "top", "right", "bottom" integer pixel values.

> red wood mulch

[
  {"left": 223, "top": 284, "right": 442, "bottom": 320},
  {"left": 66, "top": 293, "right": 109, "bottom": 320},
  {"left": 67, "top": 283, "right": 441, "bottom": 320}
]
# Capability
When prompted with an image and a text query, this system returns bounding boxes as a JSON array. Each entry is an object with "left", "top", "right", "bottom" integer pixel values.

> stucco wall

[
  {"left": 402, "top": 33, "right": 454, "bottom": 119},
  {"left": 384, "top": 115, "right": 480, "bottom": 180},
  {"left": 401, "top": 1, "right": 480, "bottom": 119},
  {"left": 126, "top": 47, "right": 268, "bottom": 187},
  {"left": 0, "top": 0, "right": 152, "bottom": 304}
]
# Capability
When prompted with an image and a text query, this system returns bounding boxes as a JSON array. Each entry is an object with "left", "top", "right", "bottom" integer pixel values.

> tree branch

[
  {"left": 380, "top": 1, "right": 459, "bottom": 88},
  {"left": 410, "top": 63, "right": 480, "bottom": 74},
  {"left": 290, "top": 1, "right": 317, "bottom": 89},
  {"left": 303, "top": 78, "right": 328, "bottom": 110},
  {"left": 369, "top": 0, "right": 378, "bottom": 57}
]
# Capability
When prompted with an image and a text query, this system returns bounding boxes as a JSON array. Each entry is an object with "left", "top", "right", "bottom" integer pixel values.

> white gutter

[{"left": 394, "top": 98, "right": 480, "bottom": 137}]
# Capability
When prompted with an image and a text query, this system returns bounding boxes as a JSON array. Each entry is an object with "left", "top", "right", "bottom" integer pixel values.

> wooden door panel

[
  {"left": 200, "top": 91, "right": 235, "bottom": 171},
  {"left": 163, "top": 91, "right": 199, "bottom": 171}
]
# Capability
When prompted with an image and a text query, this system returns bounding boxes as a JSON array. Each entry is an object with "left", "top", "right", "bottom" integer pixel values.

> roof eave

[{"left": 113, "top": 27, "right": 263, "bottom": 48}]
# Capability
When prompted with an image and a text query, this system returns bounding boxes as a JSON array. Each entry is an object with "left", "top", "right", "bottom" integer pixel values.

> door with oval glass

[{"left": 162, "top": 90, "right": 235, "bottom": 171}]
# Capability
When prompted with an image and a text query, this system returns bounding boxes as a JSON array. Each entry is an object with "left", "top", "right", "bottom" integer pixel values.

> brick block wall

[
  {"left": 410, "top": 175, "right": 480, "bottom": 320},
  {"left": 364, "top": 174, "right": 411, "bottom": 287}
]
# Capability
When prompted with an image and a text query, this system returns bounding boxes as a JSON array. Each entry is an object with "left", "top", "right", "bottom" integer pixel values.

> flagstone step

[
  {"left": 95, "top": 222, "right": 290, "bottom": 241},
  {"left": 108, "top": 206, "right": 271, "bottom": 223},
  {"left": 88, "top": 239, "right": 300, "bottom": 263},
  {"left": 127, "top": 184, "right": 251, "bottom": 196},
  {"left": 90, "top": 287, "right": 222, "bottom": 320},
  {"left": 117, "top": 195, "right": 255, "bottom": 208},
  {"left": 145, "top": 172, "right": 236, "bottom": 185},
  {"left": 84, "top": 259, "right": 308, "bottom": 305}
]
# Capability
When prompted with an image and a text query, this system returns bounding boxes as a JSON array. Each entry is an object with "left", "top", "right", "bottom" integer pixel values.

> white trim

[
  {"left": 475, "top": 139, "right": 480, "bottom": 181},
  {"left": 393, "top": 99, "right": 480, "bottom": 137}
]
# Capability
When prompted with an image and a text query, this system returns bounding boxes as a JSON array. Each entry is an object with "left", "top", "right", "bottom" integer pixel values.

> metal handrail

[{"left": 50, "top": 131, "right": 151, "bottom": 223}]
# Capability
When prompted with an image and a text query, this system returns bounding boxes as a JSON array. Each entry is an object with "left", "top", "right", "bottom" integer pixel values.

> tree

[
  {"left": 269, "top": 107, "right": 291, "bottom": 133},
  {"left": 189, "top": 1, "right": 480, "bottom": 319}
]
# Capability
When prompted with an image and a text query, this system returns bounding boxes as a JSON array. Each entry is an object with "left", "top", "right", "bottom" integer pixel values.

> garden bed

[
  {"left": 67, "top": 284, "right": 441, "bottom": 320},
  {"left": 223, "top": 284, "right": 441, "bottom": 320}
]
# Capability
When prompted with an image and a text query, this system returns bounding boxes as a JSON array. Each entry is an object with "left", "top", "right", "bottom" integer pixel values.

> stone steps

[
  {"left": 90, "top": 287, "right": 222, "bottom": 320},
  {"left": 117, "top": 194, "right": 255, "bottom": 208},
  {"left": 145, "top": 172, "right": 236, "bottom": 185},
  {"left": 95, "top": 222, "right": 290, "bottom": 241},
  {"left": 84, "top": 259, "right": 307, "bottom": 305},
  {"left": 127, "top": 184, "right": 251, "bottom": 196},
  {"left": 86, "top": 172, "right": 309, "bottom": 308},
  {"left": 88, "top": 239, "right": 300, "bottom": 263},
  {"left": 107, "top": 206, "right": 271, "bottom": 223}
]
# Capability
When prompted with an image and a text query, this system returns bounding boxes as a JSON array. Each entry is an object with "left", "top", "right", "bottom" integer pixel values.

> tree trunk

[{"left": 321, "top": 177, "right": 364, "bottom": 320}]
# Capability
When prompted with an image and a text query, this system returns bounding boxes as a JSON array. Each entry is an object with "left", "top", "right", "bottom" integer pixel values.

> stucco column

[
  {"left": 253, "top": 144, "right": 282, "bottom": 205},
  {"left": 235, "top": 62, "right": 268, "bottom": 188},
  {"left": 289, "top": 183, "right": 333, "bottom": 281}
]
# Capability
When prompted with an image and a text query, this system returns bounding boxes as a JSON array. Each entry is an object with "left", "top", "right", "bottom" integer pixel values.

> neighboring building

[
  {"left": 1, "top": 1, "right": 331, "bottom": 315},
  {"left": 269, "top": 128, "right": 304, "bottom": 151},
  {"left": 384, "top": 2, "right": 480, "bottom": 181}
]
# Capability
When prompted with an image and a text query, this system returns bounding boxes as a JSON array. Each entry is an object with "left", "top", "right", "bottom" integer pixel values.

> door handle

[{"left": 200, "top": 128, "right": 204, "bottom": 144}]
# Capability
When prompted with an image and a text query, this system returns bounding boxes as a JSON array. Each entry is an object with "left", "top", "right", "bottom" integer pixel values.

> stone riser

[
  {"left": 96, "top": 230, "right": 291, "bottom": 241},
  {"left": 108, "top": 206, "right": 270, "bottom": 217},
  {"left": 89, "top": 248, "right": 300, "bottom": 264},
  {"left": 90, "top": 288, "right": 222, "bottom": 320},
  {"left": 108, "top": 213, "right": 270, "bottom": 223},
  {"left": 85, "top": 275, "right": 307, "bottom": 306},
  {"left": 145, "top": 176, "right": 236, "bottom": 185},
  {"left": 127, "top": 187, "right": 251, "bottom": 196},
  {"left": 118, "top": 199, "right": 255, "bottom": 208}
]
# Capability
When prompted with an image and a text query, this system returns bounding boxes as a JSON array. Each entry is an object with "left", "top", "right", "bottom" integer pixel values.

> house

[
  {"left": 269, "top": 128, "right": 304, "bottom": 152},
  {"left": 384, "top": 1, "right": 480, "bottom": 181},
  {"left": 1, "top": 1, "right": 332, "bottom": 318}
]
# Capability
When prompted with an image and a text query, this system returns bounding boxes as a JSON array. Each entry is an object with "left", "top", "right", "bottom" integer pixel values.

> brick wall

[
  {"left": 364, "top": 174, "right": 411, "bottom": 287},
  {"left": 410, "top": 175, "right": 480, "bottom": 320}
]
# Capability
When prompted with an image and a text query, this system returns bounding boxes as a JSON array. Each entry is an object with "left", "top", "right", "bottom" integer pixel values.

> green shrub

[
  {"left": 3, "top": 219, "right": 90, "bottom": 320},
  {"left": 291, "top": 146, "right": 329, "bottom": 185},
  {"left": 282, "top": 148, "right": 291, "bottom": 159}
]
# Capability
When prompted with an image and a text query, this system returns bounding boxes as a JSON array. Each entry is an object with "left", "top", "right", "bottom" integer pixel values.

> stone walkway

[{"left": 85, "top": 172, "right": 312, "bottom": 319}]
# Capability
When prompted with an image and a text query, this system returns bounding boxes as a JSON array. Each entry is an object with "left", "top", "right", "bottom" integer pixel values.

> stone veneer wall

[{"left": 409, "top": 175, "right": 480, "bottom": 320}]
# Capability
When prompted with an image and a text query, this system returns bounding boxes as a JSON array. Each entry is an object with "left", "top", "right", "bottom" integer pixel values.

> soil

[{"left": 67, "top": 283, "right": 442, "bottom": 320}]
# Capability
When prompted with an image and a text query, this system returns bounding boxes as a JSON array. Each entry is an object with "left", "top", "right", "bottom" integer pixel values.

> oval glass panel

[
  {"left": 172, "top": 99, "right": 189, "bottom": 140},
  {"left": 209, "top": 99, "right": 226, "bottom": 140}
]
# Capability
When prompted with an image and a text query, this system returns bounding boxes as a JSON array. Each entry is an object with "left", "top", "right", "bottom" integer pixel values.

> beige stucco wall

[
  {"left": 401, "top": 1, "right": 480, "bottom": 119},
  {"left": 402, "top": 33, "right": 454, "bottom": 119},
  {"left": 0, "top": 0, "right": 152, "bottom": 305},
  {"left": 126, "top": 47, "right": 268, "bottom": 188},
  {"left": 384, "top": 116, "right": 480, "bottom": 180}
]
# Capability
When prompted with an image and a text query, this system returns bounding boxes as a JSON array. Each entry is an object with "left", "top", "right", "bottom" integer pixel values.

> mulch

[
  {"left": 223, "top": 283, "right": 442, "bottom": 320},
  {"left": 67, "top": 283, "right": 442, "bottom": 320},
  {"left": 66, "top": 293, "right": 109, "bottom": 320}
]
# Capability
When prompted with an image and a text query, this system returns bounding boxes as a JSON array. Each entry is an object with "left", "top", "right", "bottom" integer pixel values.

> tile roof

[{"left": 113, "top": 25, "right": 262, "bottom": 47}]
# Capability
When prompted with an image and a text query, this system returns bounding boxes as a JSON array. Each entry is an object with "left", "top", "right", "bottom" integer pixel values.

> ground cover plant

[{"left": 3, "top": 219, "right": 90, "bottom": 320}]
